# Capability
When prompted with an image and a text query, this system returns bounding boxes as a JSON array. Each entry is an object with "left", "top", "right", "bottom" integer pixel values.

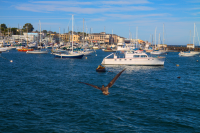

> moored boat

[
  {"left": 101, "top": 50, "right": 165, "bottom": 66},
  {"left": 54, "top": 52, "right": 84, "bottom": 58},
  {"left": 179, "top": 51, "right": 197, "bottom": 57},
  {"left": 17, "top": 47, "right": 34, "bottom": 52},
  {"left": 26, "top": 49, "right": 48, "bottom": 54},
  {"left": 0, "top": 48, "right": 7, "bottom": 52}
]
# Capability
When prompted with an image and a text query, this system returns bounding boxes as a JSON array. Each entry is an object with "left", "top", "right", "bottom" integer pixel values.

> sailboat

[
  {"left": 179, "top": 23, "right": 200, "bottom": 56},
  {"left": 54, "top": 15, "right": 84, "bottom": 58},
  {"left": 26, "top": 20, "right": 48, "bottom": 54},
  {"left": 150, "top": 25, "right": 166, "bottom": 55}
]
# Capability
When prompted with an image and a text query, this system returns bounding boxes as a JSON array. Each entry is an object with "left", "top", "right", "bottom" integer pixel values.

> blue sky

[{"left": 0, "top": 0, "right": 200, "bottom": 45}]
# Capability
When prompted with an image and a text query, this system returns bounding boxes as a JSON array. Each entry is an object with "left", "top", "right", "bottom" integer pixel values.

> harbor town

[
  {"left": 1, "top": 0, "right": 200, "bottom": 132},
  {"left": 1, "top": 22, "right": 200, "bottom": 57}
]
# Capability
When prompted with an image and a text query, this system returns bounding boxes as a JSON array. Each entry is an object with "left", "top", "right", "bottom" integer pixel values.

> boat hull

[
  {"left": 179, "top": 52, "right": 197, "bottom": 57},
  {"left": 26, "top": 50, "right": 48, "bottom": 54},
  {"left": 0, "top": 48, "right": 7, "bottom": 52},
  {"left": 54, "top": 53, "right": 84, "bottom": 58},
  {"left": 101, "top": 57, "right": 165, "bottom": 66}
]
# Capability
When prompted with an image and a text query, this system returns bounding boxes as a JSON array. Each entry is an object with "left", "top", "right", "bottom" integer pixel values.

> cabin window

[
  {"left": 115, "top": 59, "right": 117, "bottom": 61},
  {"left": 133, "top": 55, "right": 140, "bottom": 58},
  {"left": 141, "top": 55, "right": 147, "bottom": 58},
  {"left": 130, "top": 59, "right": 132, "bottom": 60}
]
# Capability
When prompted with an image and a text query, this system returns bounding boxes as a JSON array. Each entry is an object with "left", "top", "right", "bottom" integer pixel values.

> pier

[{"left": 167, "top": 45, "right": 200, "bottom": 52}]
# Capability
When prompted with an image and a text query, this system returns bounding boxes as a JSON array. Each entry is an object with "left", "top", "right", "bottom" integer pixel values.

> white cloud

[
  {"left": 90, "top": 18, "right": 106, "bottom": 21},
  {"left": 192, "top": 12, "right": 200, "bottom": 15},
  {"left": 14, "top": 2, "right": 155, "bottom": 14},
  {"left": 188, "top": 0, "right": 200, "bottom": 3},
  {"left": 101, "top": 0, "right": 151, "bottom": 5},
  {"left": 106, "top": 13, "right": 170, "bottom": 19},
  {"left": 32, "top": 0, "right": 151, "bottom": 5},
  {"left": 32, "top": 1, "right": 92, "bottom": 5}
]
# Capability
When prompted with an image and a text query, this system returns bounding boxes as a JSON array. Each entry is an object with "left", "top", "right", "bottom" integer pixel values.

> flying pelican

[{"left": 78, "top": 69, "right": 126, "bottom": 95}]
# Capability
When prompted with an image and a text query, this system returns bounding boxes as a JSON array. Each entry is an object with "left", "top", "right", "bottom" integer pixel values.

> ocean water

[{"left": 0, "top": 50, "right": 200, "bottom": 132}]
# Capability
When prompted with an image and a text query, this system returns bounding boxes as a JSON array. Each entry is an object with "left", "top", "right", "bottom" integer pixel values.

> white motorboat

[
  {"left": 5, "top": 46, "right": 16, "bottom": 50},
  {"left": 93, "top": 43, "right": 99, "bottom": 50},
  {"left": 0, "top": 48, "right": 7, "bottom": 52},
  {"left": 190, "top": 51, "right": 200, "bottom": 55},
  {"left": 150, "top": 50, "right": 166, "bottom": 55},
  {"left": 26, "top": 50, "right": 48, "bottom": 54},
  {"left": 80, "top": 49, "right": 94, "bottom": 55},
  {"left": 179, "top": 51, "right": 197, "bottom": 57},
  {"left": 116, "top": 42, "right": 135, "bottom": 51},
  {"left": 101, "top": 50, "right": 165, "bottom": 66}
]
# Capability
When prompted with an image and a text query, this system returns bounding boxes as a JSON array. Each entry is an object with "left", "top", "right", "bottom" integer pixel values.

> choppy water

[{"left": 0, "top": 50, "right": 200, "bottom": 132}]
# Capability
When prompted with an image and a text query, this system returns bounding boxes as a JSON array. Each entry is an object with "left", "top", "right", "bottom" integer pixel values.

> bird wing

[
  {"left": 78, "top": 82, "right": 101, "bottom": 90},
  {"left": 106, "top": 69, "right": 126, "bottom": 88}
]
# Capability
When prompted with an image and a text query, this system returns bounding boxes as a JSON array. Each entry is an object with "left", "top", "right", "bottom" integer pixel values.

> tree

[
  {"left": 43, "top": 30, "right": 47, "bottom": 34},
  {"left": 22, "top": 23, "right": 34, "bottom": 32},
  {"left": 1, "top": 24, "right": 7, "bottom": 29},
  {"left": 11, "top": 28, "right": 19, "bottom": 35}
]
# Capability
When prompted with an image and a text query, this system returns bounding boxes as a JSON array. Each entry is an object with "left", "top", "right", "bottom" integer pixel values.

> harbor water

[{"left": 0, "top": 50, "right": 200, "bottom": 132}]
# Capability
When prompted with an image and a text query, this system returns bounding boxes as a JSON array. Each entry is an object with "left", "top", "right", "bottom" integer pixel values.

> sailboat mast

[
  {"left": 49, "top": 27, "right": 51, "bottom": 42},
  {"left": 40, "top": 20, "right": 41, "bottom": 47},
  {"left": 112, "top": 29, "right": 113, "bottom": 45},
  {"left": 8, "top": 24, "right": 9, "bottom": 38},
  {"left": 27, "top": 25, "right": 28, "bottom": 46},
  {"left": 155, "top": 27, "right": 157, "bottom": 48},
  {"left": 193, "top": 23, "right": 195, "bottom": 46},
  {"left": 189, "top": 30, "right": 191, "bottom": 44},
  {"left": 163, "top": 23, "right": 164, "bottom": 45},
  {"left": 72, "top": 15, "right": 74, "bottom": 52},
  {"left": 68, "top": 26, "right": 69, "bottom": 43},
  {"left": 59, "top": 27, "right": 60, "bottom": 45},
  {"left": 136, "top": 26, "right": 138, "bottom": 48},
  {"left": 83, "top": 18, "right": 84, "bottom": 46},
  {"left": 159, "top": 33, "right": 160, "bottom": 45}
]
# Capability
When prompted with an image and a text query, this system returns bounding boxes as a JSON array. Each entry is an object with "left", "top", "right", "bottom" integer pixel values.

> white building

[
  {"left": 187, "top": 44, "right": 195, "bottom": 49},
  {"left": 12, "top": 33, "right": 40, "bottom": 42}
]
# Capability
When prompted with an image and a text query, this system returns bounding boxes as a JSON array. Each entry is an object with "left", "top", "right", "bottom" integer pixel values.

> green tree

[
  {"left": 11, "top": 28, "right": 20, "bottom": 35},
  {"left": 1, "top": 24, "right": 7, "bottom": 29},
  {"left": 1, "top": 24, "right": 7, "bottom": 36},
  {"left": 43, "top": 30, "right": 47, "bottom": 34},
  {"left": 22, "top": 23, "right": 34, "bottom": 32}
]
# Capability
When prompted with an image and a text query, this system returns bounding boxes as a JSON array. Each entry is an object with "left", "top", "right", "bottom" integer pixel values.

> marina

[
  {"left": 1, "top": 0, "right": 200, "bottom": 131},
  {"left": 0, "top": 49, "right": 200, "bottom": 132}
]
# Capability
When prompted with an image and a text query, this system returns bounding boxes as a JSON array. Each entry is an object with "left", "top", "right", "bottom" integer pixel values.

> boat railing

[{"left": 104, "top": 53, "right": 114, "bottom": 59}]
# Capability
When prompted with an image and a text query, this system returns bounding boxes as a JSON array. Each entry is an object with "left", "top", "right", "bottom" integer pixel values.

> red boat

[{"left": 17, "top": 47, "right": 34, "bottom": 52}]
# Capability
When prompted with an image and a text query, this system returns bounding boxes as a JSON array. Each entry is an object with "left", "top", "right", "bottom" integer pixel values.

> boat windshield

[
  {"left": 133, "top": 55, "right": 140, "bottom": 58},
  {"left": 141, "top": 55, "right": 147, "bottom": 58}
]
